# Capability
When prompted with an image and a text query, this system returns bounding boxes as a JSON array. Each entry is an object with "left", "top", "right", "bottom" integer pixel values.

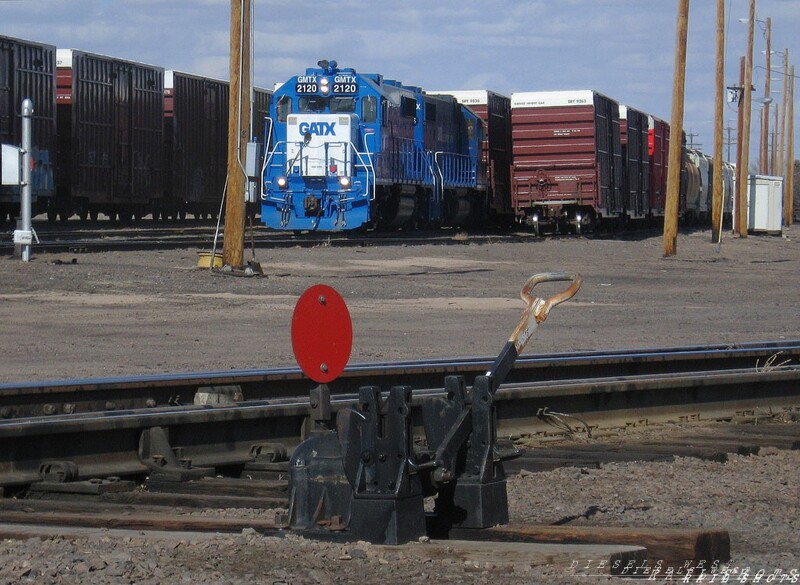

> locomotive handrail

[
  {"left": 262, "top": 141, "right": 289, "bottom": 202},
  {"left": 391, "top": 137, "right": 434, "bottom": 185},
  {"left": 433, "top": 151, "right": 478, "bottom": 197},
  {"left": 350, "top": 141, "right": 375, "bottom": 201},
  {"left": 259, "top": 117, "right": 274, "bottom": 202},
  {"left": 357, "top": 130, "right": 376, "bottom": 201}
]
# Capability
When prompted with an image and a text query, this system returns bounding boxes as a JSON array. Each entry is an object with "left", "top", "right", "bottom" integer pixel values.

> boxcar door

[
  {"left": 113, "top": 63, "right": 133, "bottom": 202},
  {"left": 0, "top": 43, "right": 11, "bottom": 145}
]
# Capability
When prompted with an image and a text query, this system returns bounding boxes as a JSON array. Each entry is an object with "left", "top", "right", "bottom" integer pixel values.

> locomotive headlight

[
  {"left": 276, "top": 176, "right": 288, "bottom": 189},
  {"left": 320, "top": 77, "right": 330, "bottom": 94},
  {"left": 576, "top": 213, "right": 583, "bottom": 223},
  {"left": 338, "top": 176, "right": 351, "bottom": 189},
  {"left": 532, "top": 213, "right": 539, "bottom": 222}
]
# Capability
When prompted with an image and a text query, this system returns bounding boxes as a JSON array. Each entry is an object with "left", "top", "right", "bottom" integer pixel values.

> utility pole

[
  {"left": 711, "top": 0, "right": 725, "bottom": 243},
  {"left": 223, "top": 0, "right": 252, "bottom": 269},
  {"left": 664, "top": 0, "right": 689, "bottom": 257},
  {"left": 772, "top": 105, "right": 778, "bottom": 175},
  {"left": 737, "top": 0, "right": 755, "bottom": 238},
  {"left": 725, "top": 125, "right": 735, "bottom": 163},
  {"left": 735, "top": 56, "right": 745, "bottom": 235},
  {"left": 760, "top": 17, "right": 771, "bottom": 174},
  {"left": 785, "top": 65, "right": 795, "bottom": 226},
  {"left": 777, "top": 49, "right": 789, "bottom": 178}
]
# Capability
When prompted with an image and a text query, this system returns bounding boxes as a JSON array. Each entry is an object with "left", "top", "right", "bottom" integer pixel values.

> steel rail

[
  {"left": 0, "top": 226, "right": 531, "bottom": 253},
  {"left": 2, "top": 340, "right": 798, "bottom": 419},
  {"left": 1, "top": 362, "right": 799, "bottom": 489}
]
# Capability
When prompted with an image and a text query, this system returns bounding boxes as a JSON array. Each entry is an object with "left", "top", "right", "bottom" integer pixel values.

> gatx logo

[{"left": 299, "top": 121, "right": 336, "bottom": 136}]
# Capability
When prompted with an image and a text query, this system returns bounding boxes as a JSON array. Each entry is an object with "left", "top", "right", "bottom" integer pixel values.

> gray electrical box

[
  {"left": 245, "top": 141, "right": 260, "bottom": 203},
  {"left": 1, "top": 144, "right": 21, "bottom": 186}
]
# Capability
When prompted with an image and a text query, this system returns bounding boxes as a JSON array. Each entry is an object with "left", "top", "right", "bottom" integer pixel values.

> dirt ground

[
  {"left": 1, "top": 226, "right": 799, "bottom": 383},
  {"left": 1, "top": 225, "right": 799, "bottom": 583}
]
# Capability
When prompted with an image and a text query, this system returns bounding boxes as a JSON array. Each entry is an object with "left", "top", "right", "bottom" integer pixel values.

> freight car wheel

[{"left": 47, "top": 208, "right": 57, "bottom": 224}]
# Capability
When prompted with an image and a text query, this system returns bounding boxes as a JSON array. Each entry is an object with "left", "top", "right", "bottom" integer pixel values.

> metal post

[{"left": 16, "top": 99, "right": 34, "bottom": 262}]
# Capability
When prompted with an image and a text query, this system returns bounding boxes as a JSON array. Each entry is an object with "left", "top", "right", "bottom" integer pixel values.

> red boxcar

[
  {"left": 0, "top": 35, "right": 56, "bottom": 222},
  {"left": 510, "top": 90, "right": 623, "bottom": 233},
  {"left": 56, "top": 48, "right": 164, "bottom": 221},
  {"left": 647, "top": 115, "right": 670, "bottom": 217},
  {"left": 619, "top": 105, "right": 650, "bottom": 220},
  {"left": 433, "top": 90, "right": 514, "bottom": 225}
]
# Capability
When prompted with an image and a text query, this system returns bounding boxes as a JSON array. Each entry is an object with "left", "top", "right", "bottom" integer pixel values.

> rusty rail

[
  {"left": 2, "top": 340, "right": 799, "bottom": 419},
  {"left": 1, "top": 356, "right": 799, "bottom": 490}
]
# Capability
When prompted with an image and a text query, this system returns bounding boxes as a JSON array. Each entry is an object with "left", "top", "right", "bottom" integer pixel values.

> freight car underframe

[
  {"left": 45, "top": 194, "right": 226, "bottom": 223},
  {"left": 516, "top": 199, "right": 599, "bottom": 236},
  {"left": 43, "top": 196, "right": 164, "bottom": 223}
]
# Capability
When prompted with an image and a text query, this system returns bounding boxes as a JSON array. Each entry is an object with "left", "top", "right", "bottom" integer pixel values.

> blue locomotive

[{"left": 260, "top": 60, "right": 487, "bottom": 231}]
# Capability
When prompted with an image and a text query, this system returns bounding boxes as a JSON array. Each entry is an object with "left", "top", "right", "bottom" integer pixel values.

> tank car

[
  {"left": 684, "top": 148, "right": 712, "bottom": 224},
  {"left": 0, "top": 35, "right": 57, "bottom": 223},
  {"left": 260, "top": 60, "right": 486, "bottom": 231}
]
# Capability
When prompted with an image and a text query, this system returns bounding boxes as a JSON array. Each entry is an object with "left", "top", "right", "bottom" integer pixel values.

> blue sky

[{"left": 2, "top": 0, "right": 798, "bottom": 164}]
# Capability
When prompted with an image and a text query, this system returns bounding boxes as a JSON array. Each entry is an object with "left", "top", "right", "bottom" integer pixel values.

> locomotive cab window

[
  {"left": 401, "top": 96, "right": 417, "bottom": 119},
  {"left": 299, "top": 95, "right": 326, "bottom": 113},
  {"left": 276, "top": 95, "right": 292, "bottom": 122},
  {"left": 362, "top": 96, "right": 377, "bottom": 123},
  {"left": 425, "top": 101, "right": 436, "bottom": 123},
  {"left": 330, "top": 96, "right": 356, "bottom": 113}
]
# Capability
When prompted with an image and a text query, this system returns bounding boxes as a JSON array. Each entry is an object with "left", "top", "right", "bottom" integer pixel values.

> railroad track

[
  {"left": 1, "top": 222, "right": 534, "bottom": 253},
  {"left": 2, "top": 339, "right": 798, "bottom": 418},
  {"left": 2, "top": 340, "right": 798, "bottom": 574},
  {"left": 1, "top": 340, "right": 798, "bottom": 489}
]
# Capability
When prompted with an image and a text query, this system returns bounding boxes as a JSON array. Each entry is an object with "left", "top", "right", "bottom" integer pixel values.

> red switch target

[{"left": 291, "top": 284, "right": 353, "bottom": 383}]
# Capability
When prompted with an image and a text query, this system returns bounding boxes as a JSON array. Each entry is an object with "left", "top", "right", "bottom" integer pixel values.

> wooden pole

[
  {"left": 663, "top": 0, "right": 689, "bottom": 257},
  {"left": 711, "top": 0, "right": 725, "bottom": 244},
  {"left": 760, "top": 17, "right": 771, "bottom": 175},
  {"left": 737, "top": 0, "right": 755, "bottom": 238},
  {"left": 772, "top": 103, "right": 778, "bottom": 176},
  {"left": 223, "top": 0, "right": 251, "bottom": 269},
  {"left": 786, "top": 65, "right": 795, "bottom": 226},
  {"left": 735, "top": 56, "right": 745, "bottom": 235},
  {"left": 777, "top": 49, "right": 789, "bottom": 181}
]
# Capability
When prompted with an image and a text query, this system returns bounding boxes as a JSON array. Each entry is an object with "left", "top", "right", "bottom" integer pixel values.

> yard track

[{"left": 1, "top": 340, "right": 798, "bottom": 490}]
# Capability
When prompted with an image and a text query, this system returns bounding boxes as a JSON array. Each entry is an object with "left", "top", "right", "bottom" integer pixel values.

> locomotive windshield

[
  {"left": 299, "top": 96, "right": 326, "bottom": 112},
  {"left": 329, "top": 97, "right": 356, "bottom": 113},
  {"left": 296, "top": 95, "right": 356, "bottom": 114}
]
